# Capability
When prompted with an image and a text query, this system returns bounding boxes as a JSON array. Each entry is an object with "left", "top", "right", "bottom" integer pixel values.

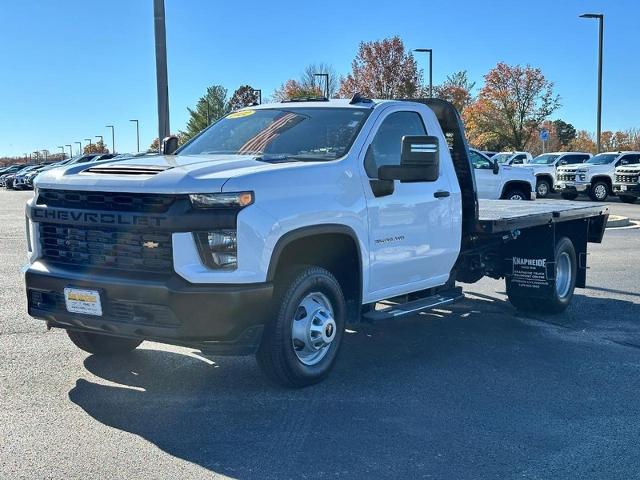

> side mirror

[
  {"left": 492, "top": 161, "right": 500, "bottom": 175},
  {"left": 161, "top": 135, "right": 179, "bottom": 155},
  {"left": 378, "top": 135, "right": 439, "bottom": 182}
]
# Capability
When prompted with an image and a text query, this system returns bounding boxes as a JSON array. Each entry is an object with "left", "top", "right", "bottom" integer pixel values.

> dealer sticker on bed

[{"left": 64, "top": 288, "right": 103, "bottom": 316}]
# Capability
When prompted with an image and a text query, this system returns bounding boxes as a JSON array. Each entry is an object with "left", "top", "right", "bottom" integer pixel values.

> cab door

[
  {"left": 470, "top": 150, "right": 500, "bottom": 199},
  {"left": 360, "top": 107, "right": 457, "bottom": 301}
]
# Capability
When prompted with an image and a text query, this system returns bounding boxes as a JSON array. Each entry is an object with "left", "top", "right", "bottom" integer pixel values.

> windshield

[
  {"left": 179, "top": 107, "right": 371, "bottom": 161},
  {"left": 585, "top": 154, "right": 618, "bottom": 165},
  {"left": 493, "top": 153, "right": 514, "bottom": 164},
  {"left": 531, "top": 154, "right": 559, "bottom": 165}
]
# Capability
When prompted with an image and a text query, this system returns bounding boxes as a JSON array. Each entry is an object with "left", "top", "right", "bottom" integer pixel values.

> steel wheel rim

[
  {"left": 594, "top": 184, "right": 607, "bottom": 200},
  {"left": 556, "top": 252, "right": 572, "bottom": 299},
  {"left": 291, "top": 292, "right": 336, "bottom": 366},
  {"left": 537, "top": 182, "right": 548, "bottom": 196}
]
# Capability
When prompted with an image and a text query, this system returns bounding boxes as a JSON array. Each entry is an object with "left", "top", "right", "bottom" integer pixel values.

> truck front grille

[
  {"left": 39, "top": 223, "right": 172, "bottom": 273},
  {"left": 557, "top": 173, "right": 576, "bottom": 182},
  {"left": 37, "top": 189, "right": 177, "bottom": 213},
  {"left": 615, "top": 174, "right": 639, "bottom": 184}
]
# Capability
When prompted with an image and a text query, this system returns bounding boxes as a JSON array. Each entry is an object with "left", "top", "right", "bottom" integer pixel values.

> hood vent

[{"left": 85, "top": 164, "right": 172, "bottom": 175}]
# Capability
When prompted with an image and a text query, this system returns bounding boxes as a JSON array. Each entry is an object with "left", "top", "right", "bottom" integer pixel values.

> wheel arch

[
  {"left": 266, "top": 224, "right": 363, "bottom": 312},
  {"left": 591, "top": 175, "right": 613, "bottom": 188},
  {"left": 500, "top": 180, "right": 532, "bottom": 199}
]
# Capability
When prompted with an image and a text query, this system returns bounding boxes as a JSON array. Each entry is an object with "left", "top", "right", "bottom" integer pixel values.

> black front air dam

[{"left": 25, "top": 261, "right": 273, "bottom": 355}]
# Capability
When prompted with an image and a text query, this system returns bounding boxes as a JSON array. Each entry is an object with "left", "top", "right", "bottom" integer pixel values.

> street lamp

[
  {"left": 106, "top": 125, "right": 115, "bottom": 154},
  {"left": 414, "top": 48, "right": 433, "bottom": 98},
  {"left": 75, "top": 142, "right": 82, "bottom": 155},
  {"left": 95, "top": 135, "right": 104, "bottom": 152},
  {"left": 84, "top": 138, "right": 93, "bottom": 148},
  {"left": 66, "top": 144, "right": 72, "bottom": 158},
  {"left": 130, "top": 119, "right": 140, "bottom": 152},
  {"left": 314, "top": 73, "right": 329, "bottom": 99},
  {"left": 57, "top": 146, "right": 65, "bottom": 160},
  {"left": 580, "top": 13, "right": 604, "bottom": 153}
]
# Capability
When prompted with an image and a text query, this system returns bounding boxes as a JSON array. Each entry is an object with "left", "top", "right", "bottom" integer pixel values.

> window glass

[
  {"left": 364, "top": 111, "right": 427, "bottom": 178},
  {"left": 469, "top": 150, "right": 492, "bottom": 169},
  {"left": 619, "top": 154, "right": 640, "bottom": 165}
]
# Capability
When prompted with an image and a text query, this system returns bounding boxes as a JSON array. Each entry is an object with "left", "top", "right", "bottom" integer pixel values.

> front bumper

[
  {"left": 612, "top": 183, "right": 640, "bottom": 197},
  {"left": 556, "top": 181, "right": 590, "bottom": 193},
  {"left": 25, "top": 261, "right": 273, "bottom": 355}
]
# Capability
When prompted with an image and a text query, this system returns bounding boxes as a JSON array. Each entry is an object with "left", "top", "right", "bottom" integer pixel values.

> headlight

[
  {"left": 579, "top": 174, "right": 586, "bottom": 181},
  {"left": 194, "top": 230, "right": 238, "bottom": 270},
  {"left": 189, "top": 192, "right": 253, "bottom": 208}
]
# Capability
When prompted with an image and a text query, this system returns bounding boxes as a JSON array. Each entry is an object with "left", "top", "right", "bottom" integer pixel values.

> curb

[{"left": 607, "top": 215, "right": 631, "bottom": 228}]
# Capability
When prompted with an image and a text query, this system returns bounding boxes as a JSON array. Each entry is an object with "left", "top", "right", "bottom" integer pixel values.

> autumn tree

[
  {"left": 338, "top": 36, "right": 421, "bottom": 99},
  {"left": 227, "top": 85, "right": 259, "bottom": 111},
  {"left": 148, "top": 133, "right": 186, "bottom": 152},
  {"left": 272, "top": 79, "right": 322, "bottom": 102},
  {"left": 182, "top": 85, "right": 228, "bottom": 141},
  {"left": 463, "top": 63, "right": 560, "bottom": 150},
  {"left": 433, "top": 70, "right": 475, "bottom": 112},
  {"left": 568, "top": 130, "right": 597, "bottom": 153},
  {"left": 83, "top": 141, "right": 109, "bottom": 154}
]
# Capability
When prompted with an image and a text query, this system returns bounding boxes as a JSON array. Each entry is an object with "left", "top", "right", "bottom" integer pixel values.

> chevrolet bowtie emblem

[{"left": 143, "top": 241, "right": 159, "bottom": 249}]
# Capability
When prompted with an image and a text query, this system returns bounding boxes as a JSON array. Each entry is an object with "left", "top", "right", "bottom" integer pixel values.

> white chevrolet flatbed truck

[{"left": 25, "top": 97, "right": 609, "bottom": 387}]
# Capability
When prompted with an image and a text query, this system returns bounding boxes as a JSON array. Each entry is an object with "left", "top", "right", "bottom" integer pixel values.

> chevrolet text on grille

[{"left": 31, "top": 208, "right": 166, "bottom": 227}]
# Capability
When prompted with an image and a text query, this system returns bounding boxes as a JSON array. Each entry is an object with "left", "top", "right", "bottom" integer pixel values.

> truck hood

[
  {"left": 34, "top": 154, "right": 305, "bottom": 193},
  {"left": 557, "top": 163, "right": 608, "bottom": 174}
]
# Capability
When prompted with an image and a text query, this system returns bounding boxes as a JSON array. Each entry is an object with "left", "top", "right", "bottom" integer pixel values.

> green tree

[
  {"left": 182, "top": 85, "right": 228, "bottom": 141},
  {"left": 552, "top": 119, "right": 577, "bottom": 147},
  {"left": 433, "top": 70, "right": 475, "bottom": 112}
]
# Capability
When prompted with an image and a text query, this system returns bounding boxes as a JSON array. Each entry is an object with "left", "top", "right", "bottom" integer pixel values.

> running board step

[{"left": 362, "top": 287, "right": 464, "bottom": 322}]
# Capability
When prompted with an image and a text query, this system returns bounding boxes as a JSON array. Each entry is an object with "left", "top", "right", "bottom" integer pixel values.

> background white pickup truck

[
  {"left": 469, "top": 148, "right": 535, "bottom": 200},
  {"left": 556, "top": 151, "right": 640, "bottom": 201},
  {"left": 25, "top": 97, "right": 609, "bottom": 387},
  {"left": 491, "top": 151, "right": 533, "bottom": 166},
  {"left": 613, "top": 163, "right": 640, "bottom": 203},
  {"left": 516, "top": 151, "right": 591, "bottom": 198}
]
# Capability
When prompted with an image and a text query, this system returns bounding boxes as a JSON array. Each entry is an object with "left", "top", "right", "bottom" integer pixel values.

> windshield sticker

[{"left": 227, "top": 110, "right": 256, "bottom": 119}]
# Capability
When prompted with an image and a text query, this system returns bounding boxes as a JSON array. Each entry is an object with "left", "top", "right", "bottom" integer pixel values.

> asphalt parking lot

[{"left": 1, "top": 190, "right": 639, "bottom": 480}]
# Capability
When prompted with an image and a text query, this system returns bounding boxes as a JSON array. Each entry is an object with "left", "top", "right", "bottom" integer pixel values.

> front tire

[
  {"left": 257, "top": 266, "right": 346, "bottom": 388},
  {"left": 620, "top": 195, "right": 637, "bottom": 204},
  {"left": 588, "top": 181, "right": 609, "bottom": 201},
  {"left": 504, "top": 188, "right": 527, "bottom": 201},
  {"left": 536, "top": 178, "right": 551, "bottom": 198},
  {"left": 507, "top": 237, "right": 577, "bottom": 314},
  {"left": 67, "top": 330, "right": 142, "bottom": 355},
  {"left": 561, "top": 192, "right": 579, "bottom": 200}
]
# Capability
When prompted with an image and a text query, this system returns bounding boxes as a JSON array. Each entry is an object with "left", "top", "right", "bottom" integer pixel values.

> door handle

[{"left": 434, "top": 190, "right": 450, "bottom": 198}]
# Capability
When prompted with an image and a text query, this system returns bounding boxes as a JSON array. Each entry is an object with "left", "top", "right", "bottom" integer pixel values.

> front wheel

[
  {"left": 588, "top": 181, "right": 609, "bottom": 201},
  {"left": 257, "top": 266, "right": 346, "bottom": 388},
  {"left": 536, "top": 178, "right": 551, "bottom": 198},
  {"left": 620, "top": 195, "right": 637, "bottom": 204},
  {"left": 67, "top": 330, "right": 142, "bottom": 355},
  {"left": 507, "top": 237, "right": 577, "bottom": 314},
  {"left": 561, "top": 192, "right": 579, "bottom": 200},
  {"left": 504, "top": 188, "right": 527, "bottom": 201}
]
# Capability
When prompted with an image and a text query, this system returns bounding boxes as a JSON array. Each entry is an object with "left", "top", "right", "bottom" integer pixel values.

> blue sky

[{"left": 1, "top": 0, "right": 638, "bottom": 157}]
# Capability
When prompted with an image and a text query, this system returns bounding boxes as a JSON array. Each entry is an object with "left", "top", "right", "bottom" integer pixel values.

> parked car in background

[
  {"left": 556, "top": 151, "right": 640, "bottom": 201},
  {"left": 0, "top": 164, "right": 35, "bottom": 188},
  {"left": 612, "top": 161, "right": 640, "bottom": 204},
  {"left": 469, "top": 148, "right": 535, "bottom": 200},
  {"left": 516, "top": 152, "right": 591, "bottom": 198},
  {"left": 482, "top": 151, "right": 499, "bottom": 158},
  {"left": 13, "top": 165, "right": 47, "bottom": 190},
  {"left": 491, "top": 151, "right": 533, "bottom": 166}
]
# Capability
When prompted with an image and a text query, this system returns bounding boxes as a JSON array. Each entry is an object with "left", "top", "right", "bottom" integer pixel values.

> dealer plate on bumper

[{"left": 64, "top": 288, "right": 103, "bottom": 316}]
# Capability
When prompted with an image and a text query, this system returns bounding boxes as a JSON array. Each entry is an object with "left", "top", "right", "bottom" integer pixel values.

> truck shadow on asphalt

[{"left": 67, "top": 291, "right": 640, "bottom": 480}]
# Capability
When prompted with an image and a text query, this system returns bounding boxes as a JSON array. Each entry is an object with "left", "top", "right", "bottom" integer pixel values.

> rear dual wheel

[{"left": 507, "top": 237, "right": 577, "bottom": 314}]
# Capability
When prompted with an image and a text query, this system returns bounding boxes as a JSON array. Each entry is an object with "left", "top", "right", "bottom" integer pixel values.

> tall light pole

[
  {"left": 130, "top": 119, "right": 140, "bottom": 152},
  {"left": 95, "top": 135, "right": 104, "bottom": 152},
  {"left": 75, "top": 142, "right": 82, "bottom": 155},
  {"left": 414, "top": 48, "right": 433, "bottom": 98},
  {"left": 314, "top": 73, "right": 329, "bottom": 98},
  {"left": 580, "top": 13, "right": 604, "bottom": 153},
  {"left": 154, "top": 0, "right": 170, "bottom": 148},
  {"left": 66, "top": 144, "right": 72, "bottom": 158},
  {"left": 58, "top": 146, "right": 65, "bottom": 160},
  {"left": 106, "top": 125, "right": 115, "bottom": 154}
]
